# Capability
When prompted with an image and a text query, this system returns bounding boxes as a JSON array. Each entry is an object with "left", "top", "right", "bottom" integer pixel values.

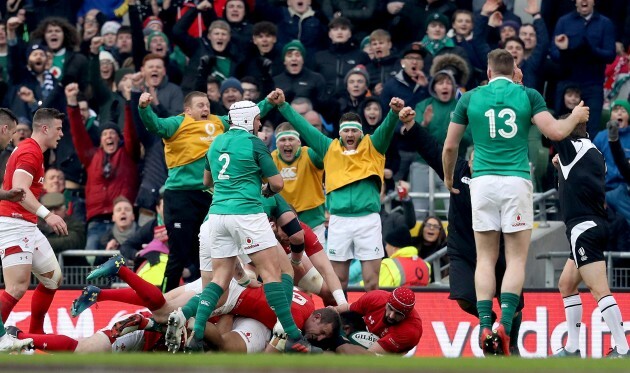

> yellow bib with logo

[
  {"left": 324, "top": 136, "right": 384, "bottom": 193},
  {"left": 271, "top": 146, "right": 324, "bottom": 212},
  {"left": 164, "top": 114, "right": 225, "bottom": 169}
]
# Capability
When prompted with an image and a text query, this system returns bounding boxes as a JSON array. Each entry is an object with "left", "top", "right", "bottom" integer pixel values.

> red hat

[
  {"left": 143, "top": 16, "right": 163, "bottom": 34},
  {"left": 388, "top": 287, "right": 416, "bottom": 315}
]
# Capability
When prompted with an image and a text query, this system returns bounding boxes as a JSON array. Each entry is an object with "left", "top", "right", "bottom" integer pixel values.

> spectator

[
  {"left": 66, "top": 83, "right": 140, "bottom": 251},
  {"left": 119, "top": 188, "right": 169, "bottom": 267},
  {"left": 557, "top": 84, "right": 582, "bottom": 117},
  {"left": 100, "top": 21, "right": 120, "bottom": 49},
  {"left": 336, "top": 64, "right": 370, "bottom": 119},
  {"left": 409, "top": 56, "right": 471, "bottom": 213},
  {"left": 114, "top": 26, "right": 133, "bottom": 66},
  {"left": 0, "top": 22, "right": 9, "bottom": 84},
  {"left": 381, "top": 223, "right": 431, "bottom": 287},
  {"left": 388, "top": 0, "right": 457, "bottom": 50},
  {"left": 219, "top": 0, "right": 253, "bottom": 50},
  {"left": 174, "top": 3, "right": 243, "bottom": 93},
  {"left": 498, "top": 20, "right": 519, "bottom": 46},
  {"left": 593, "top": 100, "right": 630, "bottom": 224},
  {"left": 260, "top": 121, "right": 276, "bottom": 152},
  {"left": 138, "top": 54, "right": 184, "bottom": 117},
  {"left": 550, "top": 0, "right": 616, "bottom": 136},
  {"left": 421, "top": 12, "right": 470, "bottom": 76},
  {"left": 98, "top": 196, "right": 138, "bottom": 252},
  {"left": 43, "top": 167, "right": 65, "bottom": 194},
  {"left": 37, "top": 192, "right": 87, "bottom": 266},
  {"left": 449, "top": 10, "right": 485, "bottom": 85},
  {"left": 321, "top": 0, "right": 378, "bottom": 41},
  {"left": 474, "top": 2, "right": 548, "bottom": 90},
  {"left": 381, "top": 42, "right": 429, "bottom": 116},
  {"left": 366, "top": 29, "right": 398, "bottom": 96},
  {"left": 5, "top": 18, "right": 66, "bottom": 119},
  {"left": 360, "top": 36, "right": 373, "bottom": 60},
  {"left": 216, "top": 77, "right": 244, "bottom": 115},
  {"left": 475, "top": 0, "right": 522, "bottom": 49},
  {"left": 30, "top": 17, "right": 88, "bottom": 88},
  {"left": 416, "top": 215, "right": 448, "bottom": 281},
  {"left": 315, "top": 17, "right": 370, "bottom": 97},
  {"left": 254, "top": 0, "right": 327, "bottom": 59},
  {"left": 273, "top": 40, "right": 327, "bottom": 112},
  {"left": 0, "top": 118, "right": 31, "bottom": 181},
  {"left": 241, "top": 76, "right": 261, "bottom": 101},
  {"left": 235, "top": 21, "right": 284, "bottom": 97}
]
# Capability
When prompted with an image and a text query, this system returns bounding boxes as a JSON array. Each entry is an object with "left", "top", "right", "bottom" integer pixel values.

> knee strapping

[
  {"left": 297, "top": 266, "right": 324, "bottom": 294},
  {"left": 35, "top": 261, "right": 62, "bottom": 290}
]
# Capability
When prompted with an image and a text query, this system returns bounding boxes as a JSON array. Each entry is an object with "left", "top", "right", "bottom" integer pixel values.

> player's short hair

[
  {"left": 32, "top": 108, "right": 65, "bottom": 130},
  {"left": 313, "top": 308, "right": 341, "bottom": 336},
  {"left": 369, "top": 29, "right": 390, "bottom": 42},
  {"left": 275, "top": 122, "right": 296, "bottom": 134},
  {"left": 0, "top": 108, "right": 18, "bottom": 129},
  {"left": 184, "top": 91, "right": 209, "bottom": 108},
  {"left": 142, "top": 53, "right": 164, "bottom": 67},
  {"left": 252, "top": 21, "right": 276, "bottom": 37},
  {"left": 339, "top": 112, "right": 362, "bottom": 126},
  {"left": 340, "top": 311, "right": 366, "bottom": 334},
  {"left": 487, "top": 49, "right": 514, "bottom": 76}
]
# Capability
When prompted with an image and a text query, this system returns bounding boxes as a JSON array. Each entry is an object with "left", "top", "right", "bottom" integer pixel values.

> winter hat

[
  {"left": 429, "top": 53, "right": 470, "bottom": 87},
  {"left": 220, "top": 77, "right": 244, "bottom": 96},
  {"left": 99, "top": 50, "right": 119, "bottom": 70},
  {"left": 143, "top": 16, "right": 164, "bottom": 36},
  {"left": 500, "top": 20, "right": 520, "bottom": 33},
  {"left": 146, "top": 31, "right": 170, "bottom": 48},
  {"left": 100, "top": 121, "right": 122, "bottom": 137},
  {"left": 344, "top": 64, "right": 370, "bottom": 86},
  {"left": 360, "top": 36, "right": 371, "bottom": 50},
  {"left": 384, "top": 223, "right": 413, "bottom": 248},
  {"left": 115, "top": 67, "right": 134, "bottom": 86},
  {"left": 425, "top": 12, "right": 450, "bottom": 30},
  {"left": 101, "top": 21, "right": 121, "bottom": 36},
  {"left": 26, "top": 43, "right": 47, "bottom": 59},
  {"left": 429, "top": 69, "right": 457, "bottom": 99},
  {"left": 612, "top": 99, "right": 630, "bottom": 114},
  {"left": 388, "top": 287, "right": 416, "bottom": 316},
  {"left": 282, "top": 40, "right": 306, "bottom": 59}
]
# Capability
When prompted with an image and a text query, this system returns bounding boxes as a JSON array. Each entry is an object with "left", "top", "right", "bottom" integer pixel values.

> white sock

[
  {"left": 563, "top": 294, "right": 582, "bottom": 352},
  {"left": 332, "top": 289, "right": 347, "bottom": 305},
  {"left": 599, "top": 295, "right": 629, "bottom": 354}
]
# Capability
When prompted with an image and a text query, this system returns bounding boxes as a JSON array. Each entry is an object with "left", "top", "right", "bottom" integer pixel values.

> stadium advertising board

[{"left": 6, "top": 290, "right": 628, "bottom": 357}]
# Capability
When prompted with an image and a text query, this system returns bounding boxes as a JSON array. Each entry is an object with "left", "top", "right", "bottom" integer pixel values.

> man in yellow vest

[
  {"left": 138, "top": 90, "right": 275, "bottom": 291},
  {"left": 270, "top": 89, "right": 404, "bottom": 291},
  {"left": 271, "top": 122, "right": 326, "bottom": 244},
  {"left": 380, "top": 225, "right": 431, "bottom": 287}
]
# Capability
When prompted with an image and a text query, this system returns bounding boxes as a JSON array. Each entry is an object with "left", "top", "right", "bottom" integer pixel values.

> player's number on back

[
  {"left": 484, "top": 108, "right": 517, "bottom": 139},
  {"left": 218, "top": 153, "right": 230, "bottom": 180}
]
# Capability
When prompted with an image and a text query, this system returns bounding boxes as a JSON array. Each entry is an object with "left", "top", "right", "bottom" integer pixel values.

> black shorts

[
  {"left": 566, "top": 218, "right": 607, "bottom": 268},
  {"left": 448, "top": 251, "right": 524, "bottom": 311}
]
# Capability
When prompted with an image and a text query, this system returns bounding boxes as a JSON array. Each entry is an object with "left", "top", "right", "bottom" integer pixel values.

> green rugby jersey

[
  {"left": 206, "top": 129, "right": 280, "bottom": 215},
  {"left": 451, "top": 77, "right": 547, "bottom": 179}
]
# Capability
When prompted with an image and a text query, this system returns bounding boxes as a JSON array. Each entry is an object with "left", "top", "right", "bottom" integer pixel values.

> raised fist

[{"left": 139, "top": 92, "right": 153, "bottom": 108}]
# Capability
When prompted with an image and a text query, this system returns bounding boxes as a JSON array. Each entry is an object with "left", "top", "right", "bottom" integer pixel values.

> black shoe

[
  {"left": 5, "top": 326, "right": 20, "bottom": 338},
  {"left": 185, "top": 332, "right": 205, "bottom": 353}
]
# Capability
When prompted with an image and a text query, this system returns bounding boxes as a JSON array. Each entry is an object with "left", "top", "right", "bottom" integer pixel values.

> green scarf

[{"left": 420, "top": 35, "right": 455, "bottom": 56}]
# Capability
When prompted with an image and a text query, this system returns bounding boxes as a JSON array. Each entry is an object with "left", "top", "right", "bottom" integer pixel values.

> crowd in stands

[{"left": 1, "top": 0, "right": 630, "bottom": 288}]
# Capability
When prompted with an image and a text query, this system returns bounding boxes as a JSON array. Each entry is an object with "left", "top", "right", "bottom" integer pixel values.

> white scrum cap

[{"left": 229, "top": 100, "right": 260, "bottom": 133}]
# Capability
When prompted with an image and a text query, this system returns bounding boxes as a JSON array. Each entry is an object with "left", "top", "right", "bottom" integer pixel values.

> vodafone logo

[{"left": 512, "top": 213, "right": 526, "bottom": 227}]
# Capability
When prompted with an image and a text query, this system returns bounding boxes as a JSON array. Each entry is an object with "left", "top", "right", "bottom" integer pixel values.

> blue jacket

[
  {"left": 550, "top": 11, "right": 616, "bottom": 84},
  {"left": 593, "top": 127, "right": 630, "bottom": 190}
]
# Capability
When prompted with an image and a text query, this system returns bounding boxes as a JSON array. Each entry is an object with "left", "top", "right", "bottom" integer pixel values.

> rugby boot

[
  {"left": 71, "top": 285, "right": 101, "bottom": 317},
  {"left": 87, "top": 255, "right": 126, "bottom": 281}
]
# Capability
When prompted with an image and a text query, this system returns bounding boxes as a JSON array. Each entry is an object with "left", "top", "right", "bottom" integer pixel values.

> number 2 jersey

[{"left": 0, "top": 138, "right": 45, "bottom": 223}]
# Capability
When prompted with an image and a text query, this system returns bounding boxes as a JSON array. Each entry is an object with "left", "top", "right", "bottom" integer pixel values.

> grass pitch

[{"left": 0, "top": 353, "right": 627, "bottom": 372}]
